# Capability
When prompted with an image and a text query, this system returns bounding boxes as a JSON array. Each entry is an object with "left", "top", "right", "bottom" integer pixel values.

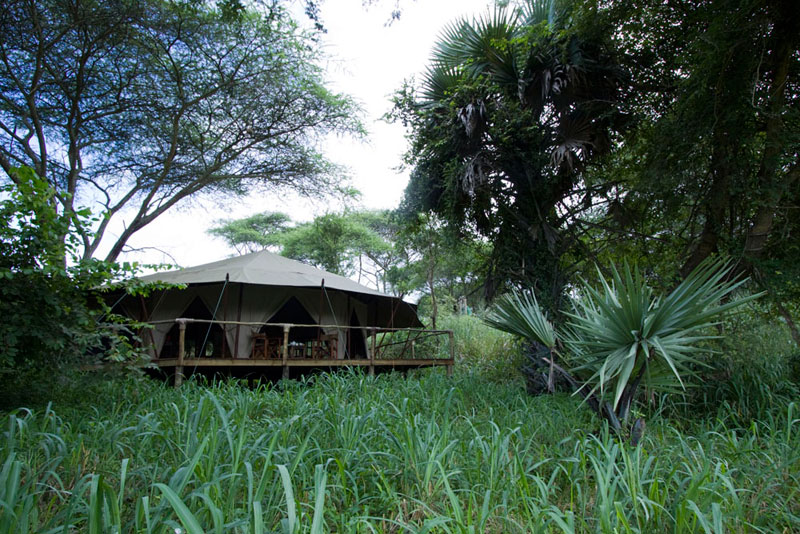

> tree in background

[
  {"left": 208, "top": 212, "right": 293, "bottom": 255},
  {"left": 210, "top": 208, "right": 489, "bottom": 324},
  {"left": 575, "top": 0, "right": 800, "bottom": 342},
  {"left": 0, "top": 0, "right": 362, "bottom": 262},
  {"left": 391, "top": 212, "right": 488, "bottom": 328},
  {"left": 281, "top": 212, "right": 389, "bottom": 279},
  {"left": 392, "top": 0, "right": 627, "bottom": 308},
  {"left": 210, "top": 210, "right": 397, "bottom": 285}
]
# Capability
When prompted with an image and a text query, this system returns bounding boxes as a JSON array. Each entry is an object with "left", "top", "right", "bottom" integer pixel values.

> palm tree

[
  {"left": 401, "top": 0, "right": 624, "bottom": 303},
  {"left": 420, "top": 0, "right": 618, "bottom": 172}
]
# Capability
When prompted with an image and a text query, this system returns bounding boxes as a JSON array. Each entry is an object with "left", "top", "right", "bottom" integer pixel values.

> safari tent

[{"left": 111, "top": 250, "right": 426, "bottom": 363}]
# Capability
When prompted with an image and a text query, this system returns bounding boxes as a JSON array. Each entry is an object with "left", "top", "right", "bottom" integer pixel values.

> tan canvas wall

[{"left": 137, "top": 284, "right": 371, "bottom": 360}]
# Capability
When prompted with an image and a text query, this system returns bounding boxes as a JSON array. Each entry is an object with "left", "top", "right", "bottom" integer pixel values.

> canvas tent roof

[
  {"left": 140, "top": 250, "right": 387, "bottom": 296},
  {"left": 137, "top": 250, "right": 422, "bottom": 328}
]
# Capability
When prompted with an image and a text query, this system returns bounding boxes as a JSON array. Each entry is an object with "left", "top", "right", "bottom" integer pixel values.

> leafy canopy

[
  {"left": 0, "top": 0, "right": 362, "bottom": 262},
  {"left": 393, "top": 0, "right": 627, "bottom": 304},
  {"left": 0, "top": 168, "right": 143, "bottom": 373}
]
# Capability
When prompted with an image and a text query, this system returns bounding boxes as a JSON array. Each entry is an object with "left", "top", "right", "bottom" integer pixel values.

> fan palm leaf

[
  {"left": 484, "top": 290, "right": 556, "bottom": 349},
  {"left": 566, "top": 259, "right": 761, "bottom": 411}
]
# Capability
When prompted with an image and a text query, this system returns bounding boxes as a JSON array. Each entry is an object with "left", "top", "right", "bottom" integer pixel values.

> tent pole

[
  {"left": 175, "top": 320, "right": 186, "bottom": 388},
  {"left": 282, "top": 324, "right": 290, "bottom": 380},
  {"left": 198, "top": 275, "right": 228, "bottom": 358},
  {"left": 234, "top": 283, "right": 243, "bottom": 358}
]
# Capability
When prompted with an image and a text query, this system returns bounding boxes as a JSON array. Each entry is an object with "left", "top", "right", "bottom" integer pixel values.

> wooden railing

[{"left": 145, "top": 319, "right": 455, "bottom": 386}]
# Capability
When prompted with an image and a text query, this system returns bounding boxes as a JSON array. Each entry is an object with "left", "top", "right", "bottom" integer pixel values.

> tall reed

[{"left": 1, "top": 370, "right": 798, "bottom": 532}]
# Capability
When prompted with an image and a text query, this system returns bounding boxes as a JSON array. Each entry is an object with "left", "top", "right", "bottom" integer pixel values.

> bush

[
  {"left": 485, "top": 260, "right": 760, "bottom": 437},
  {"left": 0, "top": 167, "right": 145, "bottom": 404},
  {"left": 687, "top": 309, "right": 800, "bottom": 424}
]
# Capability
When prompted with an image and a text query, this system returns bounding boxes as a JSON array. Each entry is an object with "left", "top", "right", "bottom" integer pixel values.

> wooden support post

[
  {"left": 447, "top": 330, "right": 455, "bottom": 378},
  {"left": 222, "top": 276, "right": 229, "bottom": 358},
  {"left": 282, "top": 324, "right": 290, "bottom": 380},
  {"left": 411, "top": 339, "right": 416, "bottom": 359},
  {"left": 175, "top": 320, "right": 186, "bottom": 388},
  {"left": 233, "top": 283, "right": 243, "bottom": 358},
  {"left": 369, "top": 328, "right": 376, "bottom": 377}
]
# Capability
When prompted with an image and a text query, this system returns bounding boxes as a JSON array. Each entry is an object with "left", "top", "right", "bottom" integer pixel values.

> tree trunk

[
  {"left": 776, "top": 300, "right": 800, "bottom": 349},
  {"left": 428, "top": 265, "right": 438, "bottom": 330}
]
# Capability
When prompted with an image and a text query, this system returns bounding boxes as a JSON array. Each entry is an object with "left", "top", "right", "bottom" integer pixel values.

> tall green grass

[
  {"left": 438, "top": 314, "right": 521, "bottom": 380},
  {"left": 2, "top": 367, "right": 799, "bottom": 533}
]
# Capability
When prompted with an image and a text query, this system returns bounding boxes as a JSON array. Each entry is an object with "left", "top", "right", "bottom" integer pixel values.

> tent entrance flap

[
  {"left": 261, "top": 297, "right": 317, "bottom": 342},
  {"left": 161, "top": 297, "right": 230, "bottom": 358},
  {"left": 348, "top": 309, "right": 368, "bottom": 358}
]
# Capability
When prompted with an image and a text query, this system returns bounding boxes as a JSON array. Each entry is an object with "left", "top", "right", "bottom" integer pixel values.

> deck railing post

[
  {"left": 175, "top": 320, "right": 186, "bottom": 388},
  {"left": 369, "top": 328, "right": 376, "bottom": 377},
  {"left": 282, "top": 324, "right": 290, "bottom": 380},
  {"left": 447, "top": 330, "right": 455, "bottom": 378}
]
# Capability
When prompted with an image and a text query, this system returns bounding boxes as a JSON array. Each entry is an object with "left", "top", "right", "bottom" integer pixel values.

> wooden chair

[
  {"left": 252, "top": 335, "right": 282, "bottom": 359},
  {"left": 251, "top": 334, "right": 267, "bottom": 359},
  {"left": 311, "top": 334, "right": 338, "bottom": 360}
]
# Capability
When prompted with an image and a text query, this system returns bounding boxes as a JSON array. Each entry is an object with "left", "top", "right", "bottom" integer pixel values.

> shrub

[
  {"left": 0, "top": 167, "right": 147, "bottom": 404},
  {"left": 485, "top": 259, "right": 760, "bottom": 437}
]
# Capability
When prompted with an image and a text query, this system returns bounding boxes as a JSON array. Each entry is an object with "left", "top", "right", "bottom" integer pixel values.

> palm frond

[
  {"left": 484, "top": 290, "right": 556, "bottom": 349},
  {"left": 519, "top": 0, "right": 561, "bottom": 29},
  {"left": 566, "top": 259, "right": 761, "bottom": 410},
  {"left": 420, "top": 63, "right": 463, "bottom": 104}
]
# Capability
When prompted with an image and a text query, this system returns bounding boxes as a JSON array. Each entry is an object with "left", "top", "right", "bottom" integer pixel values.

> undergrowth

[{"left": 1, "top": 313, "right": 799, "bottom": 533}]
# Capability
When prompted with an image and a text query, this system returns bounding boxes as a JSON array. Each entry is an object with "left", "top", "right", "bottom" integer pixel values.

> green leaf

[{"left": 154, "top": 483, "right": 205, "bottom": 534}]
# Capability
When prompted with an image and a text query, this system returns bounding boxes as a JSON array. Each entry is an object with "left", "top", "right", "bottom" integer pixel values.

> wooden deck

[
  {"left": 149, "top": 318, "right": 455, "bottom": 386},
  {"left": 157, "top": 357, "right": 452, "bottom": 369}
]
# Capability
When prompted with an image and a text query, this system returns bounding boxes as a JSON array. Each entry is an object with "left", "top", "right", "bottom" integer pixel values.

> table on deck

[{"left": 251, "top": 335, "right": 338, "bottom": 360}]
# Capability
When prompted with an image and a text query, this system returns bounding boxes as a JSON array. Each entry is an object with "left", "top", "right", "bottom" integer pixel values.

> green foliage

[
  {"left": 0, "top": 168, "right": 152, "bottom": 397},
  {"left": 393, "top": 212, "right": 489, "bottom": 327},
  {"left": 439, "top": 313, "right": 522, "bottom": 382},
  {"left": 0, "top": 0, "right": 362, "bottom": 262},
  {"left": 685, "top": 309, "right": 800, "bottom": 426},
  {"left": 568, "top": 261, "right": 759, "bottom": 412},
  {"left": 209, "top": 210, "right": 400, "bottom": 286},
  {"left": 573, "top": 0, "right": 800, "bottom": 323},
  {"left": 281, "top": 212, "right": 389, "bottom": 277},
  {"left": 210, "top": 209, "right": 490, "bottom": 311},
  {"left": 207, "top": 212, "right": 293, "bottom": 254},
  {"left": 394, "top": 1, "right": 626, "bottom": 303},
  {"left": 485, "top": 259, "right": 761, "bottom": 430},
  {"left": 0, "top": 168, "right": 95, "bottom": 371},
  {"left": 0, "top": 369, "right": 798, "bottom": 532},
  {"left": 485, "top": 291, "right": 557, "bottom": 349}
]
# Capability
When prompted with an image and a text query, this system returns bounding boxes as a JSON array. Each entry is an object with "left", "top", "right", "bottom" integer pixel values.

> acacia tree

[
  {"left": 393, "top": 1, "right": 626, "bottom": 307},
  {"left": 207, "top": 212, "right": 292, "bottom": 255},
  {"left": 0, "top": 0, "right": 362, "bottom": 262},
  {"left": 391, "top": 212, "right": 489, "bottom": 328},
  {"left": 210, "top": 210, "right": 395, "bottom": 283},
  {"left": 210, "top": 208, "right": 488, "bottom": 312}
]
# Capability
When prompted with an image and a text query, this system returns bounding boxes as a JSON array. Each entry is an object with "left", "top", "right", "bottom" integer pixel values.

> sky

[{"left": 112, "top": 0, "right": 490, "bottom": 269}]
